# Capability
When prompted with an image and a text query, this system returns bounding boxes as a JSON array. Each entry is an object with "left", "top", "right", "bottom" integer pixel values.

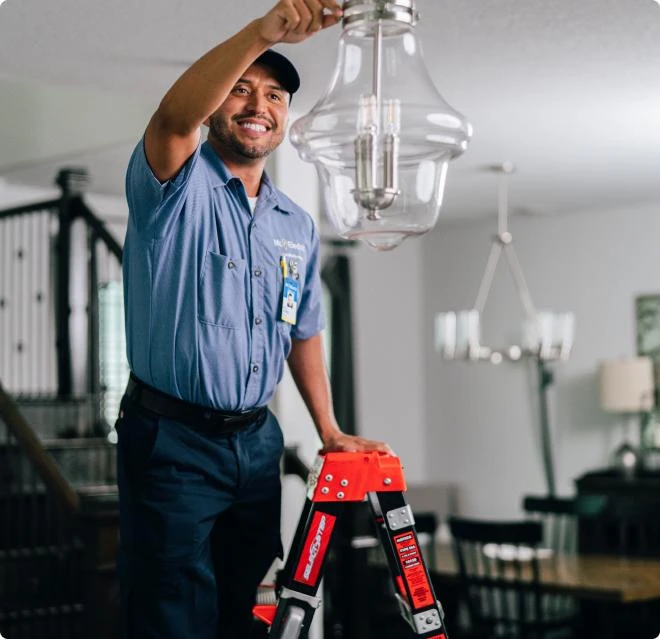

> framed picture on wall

[
  {"left": 635, "top": 295, "right": 660, "bottom": 455},
  {"left": 635, "top": 295, "right": 660, "bottom": 370}
]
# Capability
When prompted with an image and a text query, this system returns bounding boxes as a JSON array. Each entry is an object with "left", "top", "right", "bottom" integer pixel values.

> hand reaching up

[{"left": 257, "top": 0, "right": 343, "bottom": 45}]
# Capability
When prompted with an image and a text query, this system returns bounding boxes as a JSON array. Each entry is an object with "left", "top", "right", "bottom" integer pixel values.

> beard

[{"left": 208, "top": 114, "right": 284, "bottom": 160}]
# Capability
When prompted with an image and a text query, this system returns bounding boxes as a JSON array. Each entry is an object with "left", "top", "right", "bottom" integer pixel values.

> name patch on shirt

[{"left": 273, "top": 238, "right": 306, "bottom": 255}]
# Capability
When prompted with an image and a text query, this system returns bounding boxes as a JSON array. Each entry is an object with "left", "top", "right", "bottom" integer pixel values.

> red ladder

[{"left": 253, "top": 451, "right": 449, "bottom": 639}]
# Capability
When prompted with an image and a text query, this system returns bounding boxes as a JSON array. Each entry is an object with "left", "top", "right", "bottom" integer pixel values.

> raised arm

[
  {"left": 287, "top": 334, "right": 393, "bottom": 454},
  {"left": 144, "top": 0, "right": 343, "bottom": 182}
]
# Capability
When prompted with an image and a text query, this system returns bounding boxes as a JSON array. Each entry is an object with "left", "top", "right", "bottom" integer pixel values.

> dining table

[{"left": 430, "top": 540, "right": 660, "bottom": 603}]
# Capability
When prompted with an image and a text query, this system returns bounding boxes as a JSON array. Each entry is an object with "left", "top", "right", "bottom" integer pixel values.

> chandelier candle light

[
  {"left": 290, "top": 0, "right": 471, "bottom": 251},
  {"left": 435, "top": 163, "right": 575, "bottom": 364}
]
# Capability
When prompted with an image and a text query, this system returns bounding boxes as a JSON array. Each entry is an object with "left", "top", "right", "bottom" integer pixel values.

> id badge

[{"left": 281, "top": 277, "right": 300, "bottom": 325}]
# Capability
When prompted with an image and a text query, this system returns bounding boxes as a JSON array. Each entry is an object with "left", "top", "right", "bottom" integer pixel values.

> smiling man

[
  {"left": 118, "top": 1, "right": 391, "bottom": 638},
  {"left": 206, "top": 55, "right": 289, "bottom": 164}
]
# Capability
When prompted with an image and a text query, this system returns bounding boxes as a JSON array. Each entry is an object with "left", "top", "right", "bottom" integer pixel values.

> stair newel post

[{"left": 54, "top": 169, "right": 89, "bottom": 398}]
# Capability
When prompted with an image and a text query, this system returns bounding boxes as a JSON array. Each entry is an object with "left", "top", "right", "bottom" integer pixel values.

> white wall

[
  {"left": 352, "top": 241, "right": 428, "bottom": 482},
  {"left": 423, "top": 201, "right": 660, "bottom": 519}
]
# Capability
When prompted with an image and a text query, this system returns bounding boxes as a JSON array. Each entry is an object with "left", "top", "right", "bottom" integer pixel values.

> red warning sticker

[{"left": 393, "top": 532, "right": 434, "bottom": 608}]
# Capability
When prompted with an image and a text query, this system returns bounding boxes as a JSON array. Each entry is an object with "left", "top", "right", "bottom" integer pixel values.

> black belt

[{"left": 124, "top": 374, "right": 266, "bottom": 433}]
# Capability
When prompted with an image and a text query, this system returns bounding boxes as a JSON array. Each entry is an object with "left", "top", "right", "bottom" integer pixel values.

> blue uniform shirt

[{"left": 123, "top": 139, "right": 325, "bottom": 411}]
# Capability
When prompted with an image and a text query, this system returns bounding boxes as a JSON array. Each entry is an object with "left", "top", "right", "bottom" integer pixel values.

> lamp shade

[{"left": 599, "top": 357, "right": 655, "bottom": 413}]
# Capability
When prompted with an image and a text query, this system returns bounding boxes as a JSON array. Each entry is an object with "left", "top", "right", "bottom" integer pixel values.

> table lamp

[{"left": 599, "top": 356, "right": 655, "bottom": 478}]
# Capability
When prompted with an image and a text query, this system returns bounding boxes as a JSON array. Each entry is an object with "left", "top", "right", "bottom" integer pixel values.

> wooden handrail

[{"left": 0, "top": 381, "right": 80, "bottom": 514}]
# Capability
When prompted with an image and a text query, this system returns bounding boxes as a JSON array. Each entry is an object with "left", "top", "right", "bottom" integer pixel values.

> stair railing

[
  {"left": 0, "top": 168, "right": 124, "bottom": 639},
  {"left": 0, "top": 381, "right": 80, "bottom": 514}
]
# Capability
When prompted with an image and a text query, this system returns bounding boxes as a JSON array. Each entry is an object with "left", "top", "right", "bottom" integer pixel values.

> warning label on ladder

[{"left": 393, "top": 532, "right": 434, "bottom": 608}]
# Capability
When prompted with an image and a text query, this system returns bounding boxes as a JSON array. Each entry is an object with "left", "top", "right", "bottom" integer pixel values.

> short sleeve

[
  {"left": 125, "top": 137, "right": 201, "bottom": 238},
  {"left": 291, "top": 221, "right": 326, "bottom": 340}
]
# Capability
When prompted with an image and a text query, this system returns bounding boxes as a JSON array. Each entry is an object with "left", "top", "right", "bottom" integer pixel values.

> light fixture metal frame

[
  {"left": 342, "top": 0, "right": 419, "bottom": 28},
  {"left": 290, "top": 0, "right": 471, "bottom": 250},
  {"left": 435, "top": 163, "right": 574, "bottom": 364},
  {"left": 344, "top": 0, "right": 417, "bottom": 215}
]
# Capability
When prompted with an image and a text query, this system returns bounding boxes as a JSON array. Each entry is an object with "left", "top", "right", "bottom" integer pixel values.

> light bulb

[{"left": 290, "top": 0, "right": 471, "bottom": 251}]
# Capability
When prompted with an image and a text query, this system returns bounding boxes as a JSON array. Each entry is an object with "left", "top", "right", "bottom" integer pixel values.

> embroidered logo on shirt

[{"left": 273, "top": 238, "right": 306, "bottom": 255}]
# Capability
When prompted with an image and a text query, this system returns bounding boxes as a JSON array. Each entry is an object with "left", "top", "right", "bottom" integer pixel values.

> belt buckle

[{"left": 224, "top": 411, "right": 251, "bottom": 425}]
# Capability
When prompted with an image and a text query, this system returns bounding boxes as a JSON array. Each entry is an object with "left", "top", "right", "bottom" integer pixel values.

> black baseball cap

[{"left": 254, "top": 49, "right": 301, "bottom": 96}]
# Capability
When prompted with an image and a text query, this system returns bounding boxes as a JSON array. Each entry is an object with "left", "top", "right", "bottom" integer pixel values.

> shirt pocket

[{"left": 198, "top": 250, "right": 246, "bottom": 329}]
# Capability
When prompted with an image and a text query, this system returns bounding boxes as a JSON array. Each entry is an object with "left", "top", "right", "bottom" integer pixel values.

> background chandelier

[
  {"left": 290, "top": 0, "right": 471, "bottom": 251},
  {"left": 434, "top": 163, "right": 575, "bottom": 363}
]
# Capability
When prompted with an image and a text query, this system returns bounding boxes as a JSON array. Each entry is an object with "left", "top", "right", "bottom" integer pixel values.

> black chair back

[
  {"left": 448, "top": 516, "right": 576, "bottom": 639},
  {"left": 601, "top": 495, "right": 660, "bottom": 558},
  {"left": 522, "top": 494, "right": 608, "bottom": 554},
  {"left": 414, "top": 511, "right": 439, "bottom": 567}
]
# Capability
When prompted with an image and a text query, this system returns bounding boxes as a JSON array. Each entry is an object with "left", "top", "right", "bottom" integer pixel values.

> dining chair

[
  {"left": 590, "top": 495, "right": 660, "bottom": 639},
  {"left": 604, "top": 495, "right": 660, "bottom": 558},
  {"left": 521, "top": 494, "right": 610, "bottom": 636},
  {"left": 448, "top": 516, "right": 577, "bottom": 639},
  {"left": 521, "top": 494, "right": 608, "bottom": 554},
  {"left": 414, "top": 510, "right": 439, "bottom": 566}
]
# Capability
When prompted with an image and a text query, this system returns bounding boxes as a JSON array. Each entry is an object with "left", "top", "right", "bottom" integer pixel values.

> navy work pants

[{"left": 116, "top": 398, "right": 284, "bottom": 639}]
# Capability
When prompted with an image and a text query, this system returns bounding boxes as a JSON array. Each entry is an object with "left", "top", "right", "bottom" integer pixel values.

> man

[{"left": 118, "top": 1, "right": 391, "bottom": 637}]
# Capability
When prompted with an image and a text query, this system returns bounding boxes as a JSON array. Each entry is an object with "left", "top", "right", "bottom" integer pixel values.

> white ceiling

[{"left": 0, "top": 0, "right": 659, "bottom": 220}]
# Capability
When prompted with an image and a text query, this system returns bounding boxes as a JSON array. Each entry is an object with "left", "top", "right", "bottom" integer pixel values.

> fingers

[
  {"left": 364, "top": 440, "right": 396, "bottom": 455},
  {"left": 304, "top": 0, "right": 325, "bottom": 33},
  {"left": 294, "top": 0, "right": 342, "bottom": 33},
  {"left": 290, "top": 0, "right": 314, "bottom": 35},
  {"left": 321, "top": 433, "right": 395, "bottom": 456},
  {"left": 274, "top": 0, "right": 342, "bottom": 41},
  {"left": 319, "top": 0, "right": 343, "bottom": 29},
  {"left": 320, "top": 439, "right": 356, "bottom": 454},
  {"left": 349, "top": 436, "right": 392, "bottom": 454},
  {"left": 275, "top": 2, "right": 305, "bottom": 35}
]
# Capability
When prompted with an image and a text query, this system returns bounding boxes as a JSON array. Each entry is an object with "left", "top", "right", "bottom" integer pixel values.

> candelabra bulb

[
  {"left": 486, "top": 161, "right": 516, "bottom": 174},
  {"left": 501, "top": 161, "right": 516, "bottom": 174}
]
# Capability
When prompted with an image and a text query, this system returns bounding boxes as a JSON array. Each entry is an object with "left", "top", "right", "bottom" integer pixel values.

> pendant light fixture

[
  {"left": 434, "top": 163, "right": 575, "bottom": 363},
  {"left": 290, "top": 0, "right": 471, "bottom": 251}
]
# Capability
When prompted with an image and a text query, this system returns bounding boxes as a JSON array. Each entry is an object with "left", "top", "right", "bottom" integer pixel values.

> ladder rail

[{"left": 255, "top": 451, "right": 450, "bottom": 639}]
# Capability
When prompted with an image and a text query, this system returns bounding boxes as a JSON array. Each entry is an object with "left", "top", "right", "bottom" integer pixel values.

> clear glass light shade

[{"left": 290, "top": 13, "right": 471, "bottom": 251}]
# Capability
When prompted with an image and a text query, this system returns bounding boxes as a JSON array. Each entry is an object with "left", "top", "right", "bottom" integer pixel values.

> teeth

[{"left": 241, "top": 122, "right": 267, "bottom": 132}]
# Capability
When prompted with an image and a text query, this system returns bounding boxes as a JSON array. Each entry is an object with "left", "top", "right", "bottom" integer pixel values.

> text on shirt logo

[{"left": 273, "top": 238, "right": 306, "bottom": 254}]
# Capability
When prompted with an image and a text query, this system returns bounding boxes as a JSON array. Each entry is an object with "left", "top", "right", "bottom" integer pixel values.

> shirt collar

[{"left": 201, "top": 141, "right": 292, "bottom": 215}]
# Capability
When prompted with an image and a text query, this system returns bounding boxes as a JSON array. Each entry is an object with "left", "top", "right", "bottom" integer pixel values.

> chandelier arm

[
  {"left": 473, "top": 241, "right": 503, "bottom": 313},
  {"left": 503, "top": 244, "right": 537, "bottom": 318},
  {"left": 498, "top": 171, "right": 509, "bottom": 235}
]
